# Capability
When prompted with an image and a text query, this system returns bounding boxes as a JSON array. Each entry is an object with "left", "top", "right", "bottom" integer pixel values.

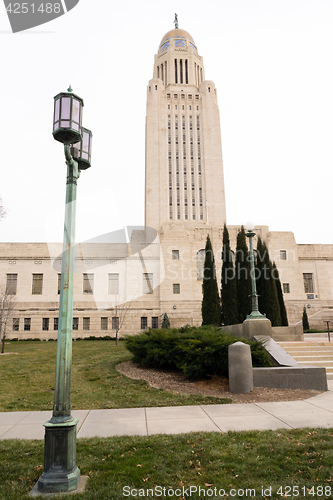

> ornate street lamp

[
  {"left": 37, "top": 87, "right": 92, "bottom": 494},
  {"left": 245, "top": 222, "right": 266, "bottom": 320}
]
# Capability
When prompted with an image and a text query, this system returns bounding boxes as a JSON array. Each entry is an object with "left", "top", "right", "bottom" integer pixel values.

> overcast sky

[{"left": 0, "top": 0, "right": 332, "bottom": 245}]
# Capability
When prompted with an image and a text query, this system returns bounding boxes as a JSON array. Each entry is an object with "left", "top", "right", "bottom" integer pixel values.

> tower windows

[
  {"left": 174, "top": 59, "right": 177, "bottom": 84},
  {"left": 168, "top": 115, "right": 172, "bottom": 219},
  {"left": 180, "top": 59, "right": 183, "bottom": 84}
]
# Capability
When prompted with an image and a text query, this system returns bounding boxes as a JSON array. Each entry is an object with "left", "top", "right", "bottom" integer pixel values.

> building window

[
  {"left": 197, "top": 249, "right": 205, "bottom": 281},
  {"left": 42, "top": 318, "right": 49, "bottom": 331},
  {"left": 13, "top": 318, "right": 19, "bottom": 331},
  {"left": 101, "top": 317, "right": 108, "bottom": 330},
  {"left": 83, "top": 317, "right": 90, "bottom": 331},
  {"left": 141, "top": 317, "right": 148, "bottom": 330},
  {"left": 73, "top": 317, "right": 79, "bottom": 330},
  {"left": 173, "top": 283, "right": 180, "bottom": 294},
  {"left": 108, "top": 273, "right": 119, "bottom": 294},
  {"left": 112, "top": 317, "right": 119, "bottom": 330},
  {"left": 32, "top": 274, "right": 43, "bottom": 295},
  {"left": 58, "top": 274, "right": 61, "bottom": 294},
  {"left": 283, "top": 283, "right": 290, "bottom": 294},
  {"left": 152, "top": 317, "right": 159, "bottom": 329},
  {"left": 83, "top": 274, "right": 94, "bottom": 294},
  {"left": 54, "top": 318, "right": 58, "bottom": 331},
  {"left": 280, "top": 250, "right": 287, "bottom": 260},
  {"left": 303, "top": 273, "right": 314, "bottom": 294},
  {"left": 24, "top": 318, "right": 31, "bottom": 331},
  {"left": 172, "top": 250, "right": 179, "bottom": 260},
  {"left": 143, "top": 273, "right": 153, "bottom": 294},
  {"left": 6, "top": 274, "right": 17, "bottom": 295}
]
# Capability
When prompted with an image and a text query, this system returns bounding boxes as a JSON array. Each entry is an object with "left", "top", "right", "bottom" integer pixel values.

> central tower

[{"left": 145, "top": 19, "right": 226, "bottom": 231}]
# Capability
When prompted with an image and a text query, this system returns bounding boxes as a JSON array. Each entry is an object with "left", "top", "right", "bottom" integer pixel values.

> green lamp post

[
  {"left": 37, "top": 87, "right": 92, "bottom": 494},
  {"left": 245, "top": 222, "right": 266, "bottom": 320}
]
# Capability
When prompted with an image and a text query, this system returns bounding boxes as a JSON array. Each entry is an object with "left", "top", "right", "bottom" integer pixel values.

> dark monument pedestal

[{"left": 37, "top": 418, "right": 80, "bottom": 494}]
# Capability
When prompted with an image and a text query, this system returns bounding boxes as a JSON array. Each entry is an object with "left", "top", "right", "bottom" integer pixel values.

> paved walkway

[{"left": 1, "top": 380, "right": 333, "bottom": 440}]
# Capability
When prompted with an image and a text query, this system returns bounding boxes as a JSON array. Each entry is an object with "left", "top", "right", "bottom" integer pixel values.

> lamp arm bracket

[{"left": 64, "top": 144, "right": 80, "bottom": 181}]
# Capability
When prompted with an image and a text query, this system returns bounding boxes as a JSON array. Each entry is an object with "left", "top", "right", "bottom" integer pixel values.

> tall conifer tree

[
  {"left": 235, "top": 226, "right": 252, "bottom": 322},
  {"left": 302, "top": 306, "right": 310, "bottom": 331},
  {"left": 272, "top": 263, "right": 289, "bottom": 326},
  {"left": 256, "top": 237, "right": 281, "bottom": 326},
  {"left": 221, "top": 224, "right": 239, "bottom": 325},
  {"left": 201, "top": 235, "right": 220, "bottom": 325}
]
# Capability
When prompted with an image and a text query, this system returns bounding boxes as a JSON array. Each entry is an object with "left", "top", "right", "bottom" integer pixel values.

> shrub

[{"left": 125, "top": 326, "right": 272, "bottom": 378}]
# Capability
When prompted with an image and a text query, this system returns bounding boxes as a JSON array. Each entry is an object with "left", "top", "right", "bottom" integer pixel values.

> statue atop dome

[{"left": 174, "top": 13, "right": 179, "bottom": 29}]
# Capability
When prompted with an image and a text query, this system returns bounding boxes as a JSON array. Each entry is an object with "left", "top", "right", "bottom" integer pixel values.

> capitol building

[{"left": 1, "top": 21, "right": 333, "bottom": 339}]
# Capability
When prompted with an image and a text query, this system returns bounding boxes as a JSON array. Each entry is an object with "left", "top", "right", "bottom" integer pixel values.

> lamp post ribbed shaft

[
  {"left": 245, "top": 228, "right": 266, "bottom": 319},
  {"left": 37, "top": 146, "right": 81, "bottom": 493}
]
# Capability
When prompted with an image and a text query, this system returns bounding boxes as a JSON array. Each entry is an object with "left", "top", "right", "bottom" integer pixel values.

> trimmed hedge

[{"left": 125, "top": 325, "right": 273, "bottom": 378}]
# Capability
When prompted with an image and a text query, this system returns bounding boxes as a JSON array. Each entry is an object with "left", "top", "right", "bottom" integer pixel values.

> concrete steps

[{"left": 278, "top": 340, "right": 333, "bottom": 379}]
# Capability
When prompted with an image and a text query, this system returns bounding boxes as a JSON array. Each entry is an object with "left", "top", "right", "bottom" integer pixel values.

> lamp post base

[
  {"left": 246, "top": 311, "right": 266, "bottom": 320},
  {"left": 37, "top": 418, "right": 80, "bottom": 494}
]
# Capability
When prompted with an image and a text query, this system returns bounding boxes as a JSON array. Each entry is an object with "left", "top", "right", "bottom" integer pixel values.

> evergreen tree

[
  {"left": 201, "top": 234, "right": 220, "bottom": 326},
  {"left": 256, "top": 237, "right": 281, "bottom": 326},
  {"left": 302, "top": 306, "right": 310, "bottom": 331},
  {"left": 221, "top": 224, "right": 239, "bottom": 325},
  {"left": 161, "top": 313, "right": 170, "bottom": 328},
  {"left": 235, "top": 226, "right": 251, "bottom": 322},
  {"left": 272, "top": 263, "right": 289, "bottom": 326}
]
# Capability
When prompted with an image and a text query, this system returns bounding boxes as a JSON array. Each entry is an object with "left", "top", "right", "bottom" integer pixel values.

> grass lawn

[
  {"left": 1, "top": 428, "right": 333, "bottom": 499},
  {"left": 0, "top": 340, "right": 231, "bottom": 411}
]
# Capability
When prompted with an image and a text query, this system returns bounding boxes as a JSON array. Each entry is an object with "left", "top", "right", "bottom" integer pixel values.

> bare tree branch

[
  {"left": 0, "top": 195, "right": 7, "bottom": 221},
  {"left": 106, "top": 296, "right": 134, "bottom": 345}
]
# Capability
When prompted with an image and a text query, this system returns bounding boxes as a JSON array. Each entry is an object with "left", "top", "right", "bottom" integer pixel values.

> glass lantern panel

[
  {"left": 53, "top": 121, "right": 59, "bottom": 131},
  {"left": 82, "top": 152, "right": 89, "bottom": 160},
  {"left": 61, "top": 97, "right": 71, "bottom": 120},
  {"left": 60, "top": 120, "right": 70, "bottom": 128},
  {"left": 72, "top": 98, "right": 81, "bottom": 124},
  {"left": 54, "top": 99, "right": 60, "bottom": 124},
  {"left": 72, "top": 122, "right": 80, "bottom": 131},
  {"left": 82, "top": 131, "right": 89, "bottom": 151}
]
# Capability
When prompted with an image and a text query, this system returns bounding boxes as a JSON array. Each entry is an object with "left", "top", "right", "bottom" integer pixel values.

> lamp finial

[{"left": 67, "top": 85, "right": 73, "bottom": 93}]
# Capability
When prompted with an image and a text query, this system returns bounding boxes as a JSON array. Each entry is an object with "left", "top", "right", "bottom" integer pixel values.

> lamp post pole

[
  {"left": 37, "top": 88, "right": 92, "bottom": 494},
  {"left": 245, "top": 227, "right": 266, "bottom": 320},
  {"left": 37, "top": 147, "right": 81, "bottom": 493}
]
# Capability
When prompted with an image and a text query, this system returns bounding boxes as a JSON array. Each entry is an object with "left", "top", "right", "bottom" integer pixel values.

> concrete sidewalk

[{"left": 1, "top": 380, "right": 333, "bottom": 440}]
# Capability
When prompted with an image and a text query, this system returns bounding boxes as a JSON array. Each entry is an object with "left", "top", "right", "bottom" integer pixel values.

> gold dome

[{"left": 160, "top": 28, "right": 195, "bottom": 47}]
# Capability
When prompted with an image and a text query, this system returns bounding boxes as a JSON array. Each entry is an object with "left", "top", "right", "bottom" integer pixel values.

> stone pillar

[
  {"left": 243, "top": 317, "right": 272, "bottom": 340},
  {"left": 228, "top": 341, "right": 253, "bottom": 394}
]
